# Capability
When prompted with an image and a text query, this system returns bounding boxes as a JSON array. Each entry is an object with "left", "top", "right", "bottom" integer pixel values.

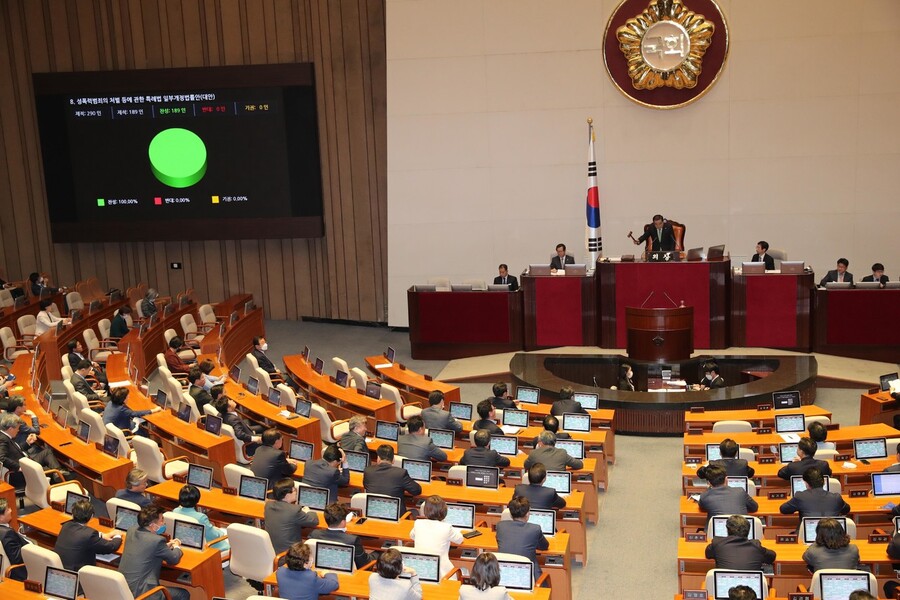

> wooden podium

[{"left": 625, "top": 306, "right": 693, "bottom": 361}]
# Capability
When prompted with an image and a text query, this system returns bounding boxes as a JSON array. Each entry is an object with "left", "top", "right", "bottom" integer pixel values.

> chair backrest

[
  {"left": 275, "top": 384, "right": 298, "bottom": 410},
  {"left": 156, "top": 353, "right": 167, "bottom": 370},
  {"left": 809, "top": 568, "right": 876, "bottom": 599},
  {"left": 98, "top": 318, "right": 112, "bottom": 340},
  {"left": 447, "top": 465, "right": 467, "bottom": 484},
  {"left": 203, "top": 403, "right": 220, "bottom": 417},
  {"left": 826, "top": 477, "right": 842, "bottom": 495},
  {"left": 180, "top": 392, "right": 201, "bottom": 423},
  {"left": 47, "top": 303, "right": 61, "bottom": 318},
  {"left": 17, "top": 314, "right": 36, "bottom": 337},
  {"left": 198, "top": 304, "right": 217, "bottom": 326},
  {"left": 19, "top": 456, "right": 51, "bottom": 508},
  {"left": 0, "top": 288, "right": 13, "bottom": 308},
  {"left": 805, "top": 415, "right": 831, "bottom": 427},
  {"left": 253, "top": 367, "right": 273, "bottom": 394},
  {"left": 350, "top": 367, "right": 368, "bottom": 390},
  {"left": 768, "top": 248, "right": 787, "bottom": 268},
  {"left": 712, "top": 420, "right": 753, "bottom": 433},
  {"left": 737, "top": 448, "right": 756, "bottom": 462},
  {"left": 133, "top": 300, "right": 145, "bottom": 319},
  {"left": 349, "top": 492, "right": 368, "bottom": 514},
  {"left": 705, "top": 515, "right": 765, "bottom": 540},
  {"left": 61, "top": 365, "right": 73, "bottom": 380},
  {"left": 332, "top": 357, "right": 351, "bottom": 376},
  {"left": 380, "top": 383, "right": 404, "bottom": 415},
  {"left": 164, "top": 328, "right": 178, "bottom": 346},
  {"left": 106, "top": 497, "right": 142, "bottom": 523},
  {"left": 21, "top": 544, "right": 63, "bottom": 584},
  {"left": 704, "top": 569, "right": 768, "bottom": 599},
  {"left": 79, "top": 409, "right": 107, "bottom": 444},
  {"left": 220, "top": 423, "right": 250, "bottom": 464},
  {"left": 78, "top": 565, "right": 137, "bottom": 600},
  {"left": 83, "top": 328, "right": 101, "bottom": 352},
  {"left": 104, "top": 423, "right": 133, "bottom": 458},
  {"left": 309, "top": 404, "right": 338, "bottom": 444},
  {"left": 226, "top": 523, "right": 276, "bottom": 581},
  {"left": 462, "top": 279, "right": 487, "bottom": 290},
  {"left": 1, "top": 327, "right": 18, "bottom": 353},
  {"left": 245, "top": 352, "right": 260, "bottom": 371},
  {"left": 132, "top": 436, "right": 167, "bottom": 482},
  {"left": 66, "top": 291, "right": 84, "bottom": 311},
  {"left": 426, "top": 277, "right": 451, "bottom": 290},
  {"left": 180, "top": 313, "right": 199, "bottom": 336},
  {"left": 224, "top": 463, "right": 254, "bottom": 489},
  {"left": 815, "top": 449, "right": 839, "bottom": 461}
]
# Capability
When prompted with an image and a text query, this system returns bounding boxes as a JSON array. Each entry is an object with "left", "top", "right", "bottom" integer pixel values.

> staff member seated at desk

[
  {"left": 421, "top": 390, "right": 463, "bottom": 434},
  {"left": 0, "top": 498, "right": 27, "bottom": 580},
  {"left": 338, "top": 415, "right": 368, "bottom": 454},
  {"left": 276, "top": 542, "right": 339, "bottom": 600},
  {"left": 550, "top": 386, "right": 587, "bottom": 416},
  {"left": 751, "top": 241, "right": 775, "bottom": 271},
  {"left": 694, "top": 361, "right": 725, "bottom": 390},
  {"left": 524, "top": 431, "right": 583, "bottom": 471},
  {"left": 363, "top": 445, "right": 421, "bottom": 502},
  {"left": 495, "top": 496, "right": 548, "bottom": 583},
  {"left": 704, "top": 515, "right": 776, "bottom": 571},
  {"left": 862, "top": 262, "right": 889, "bottom": 287},
  {"left": 119, "top": 504, "right": 188, "bottom": 600},
  {"left": 698, "top": 464, "right": 758, "bottom": 520},
  {"left": 309, "top": 503, "right": 375, "bottom": 570},
  {"left": 802, "top": 517, "right": 859, "bottom": 572},
  {"left": 301, "top": 444, "right": 350, "bottom": 504},
  {"left": 251, "top": 428, "right": 299, "bottom": 487},
  {"left": 616, "top": 364, "right": 635, "bottom": 392},
  {"left": 116, "top": 468, "right": 153, "bottom": 508},
  {"left": 55, "top": 498, "right": 123, "bottom": 572},
  {"left": 487, "top": 383, "right": 517, "bottom": 410},
  {"left": 461, "top": 429, "right": 510, "bottom": 468},
  {"left": 265, "top": 478, "right": 320, "bottom": 555},
  {"left": 705, "top": 438, "right": 755, "bottom": 478},
  {"left": 819, "top": 257, "right": 853, "bottom": 286},
  {"left": 514, "top": 463, "right": 565, "bottom": 510},
  {"left": 550, "top": 243, "right": 575, "bottom": 272},
  {"left": 777, "top": 437, "right": 832, "bottom": 480},
  {"left": 398, "top": 415, "right": 447, "bottom": 462},
  {"left": 473, "top": 400, "right": 504, "bottom": 436},
  {"left": 778, "top": 467, "right": 849, "bottom": 521},
  {"left": 493, "top": 264, "right": 518, "bottom": 292}
]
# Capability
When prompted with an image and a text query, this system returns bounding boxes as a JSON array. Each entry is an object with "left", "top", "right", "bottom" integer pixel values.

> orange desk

[
  {"left": 683, "top": 405, "right": 833, "bottom": 433},
  {"left": 364, "top": 355, "right": 461, "bottom": 404},
  {"left": 683, "top": 424, "right": 900, "bottom": 458},
  {"left": 518, "top": 403, "right": 616, "bottom": 464},
  {"left": 860, "top": 389, "right": 898, "bottom": 427},
  {"left": 19, "top": 507, "right": 224, "bottom": 600},
  {"left": 0, "top": 482, "right": 17, "bottom": 529}
]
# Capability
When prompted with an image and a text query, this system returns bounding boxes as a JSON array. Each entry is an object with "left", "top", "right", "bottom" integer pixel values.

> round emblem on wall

[{"left": 603, "top": 0, "right": 729, "bottom": 109}]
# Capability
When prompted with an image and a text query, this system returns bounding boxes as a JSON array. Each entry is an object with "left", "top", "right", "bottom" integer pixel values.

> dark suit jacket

[
  {"left": 398, "top": 433, "right": 447, "bottom": 462},
  {"left": 617, "top": 377, "right": 635, "bottom": 391},
  {"left": 189, "top": 384, "right": 212, "bottom": 414},
  {"left": 0, "top": 431, "right": 28, "bottom": 471},
  {"left": 751, "top": 253, "right": 775, "bottom": 270},
  {"left": 362, "top": 462, "right": 421, "bottom": 500},
  {"left": 698, "top": 486, "right": 758, "bottom": 519},
  {"left": 276, "top": 566, "right": 339, "bottom": 600},
  {"left": 302, "top": 459, "right": 350, "bottom": 504},
  {"left": 493, "top": 275, "right": 519, "bottom": 292},
  {"left": 110, "top": 314, "right": 130, "bottom": 339},
  {"left": 309, "top": 528, "right": 375, "bottom": 569},
  {"left": 524, "top": 446, "right": 583, "bottom": 471},
  {"left": 778, "top": 488, "right": 850, "bottom": 520},
  {"left": 529, "top": 431, "right": 570, "bottom": 447},
  {"left": 636, "top": 222, "right": 676, "bottom": 251},
  {"left": 55, "top": 520, "right": 122, "bottom": 572},
  {"left": 550, "top": 398, "right": 587, "bottom": 417},
  {"left": 495, "top": 519, "right": 549, "bottom": 580},
  {"left": 709, "top": 458, "right": 755, "bottom": 478},
  {"left": 71, "top": 373, "right": 100, "bottom": 401},
  {"left": 252, "top": 348, "right": 277, "bottom": 374},
  {"left": 224, "top": 411, "right": 256, "bottom": 442},
  {"left": 700, "top": 375, "right": 726, "bottom": 389},
  {"left": 489, "top": 396, "right": 516, "bottom": 410},
  {"left": 862, "top": 274, "right": 889, "bottom": 285},
  {"left": 251, "top": 444, "right": 296, "bottom": 487},
  {"left": 513, "top": 482, "right": 565, "bottom": 509},
  {"left": 549, "top": 255, "right": 575, "bottom": 270},
  {"left": 0, "top": 524, "right": 27, "bottom": 580},
  {"left": 264, "top": 500, "right": 320, "bottom": 554},
  {"left": 820, "top": 269, "right": 854, "bottom": 286},
  {"left": 118, "top": 526, "right": 183, "bottom": 598},
  {"left": 776, "top": 456, "right": 832, "bottom": 480},
  {"left": 705, "top": 536, "right": 776, "bottom": 570},
  {"left": 460, "top": 446, "right": 510, "bottom": 468},
  {"left": 338, "top": 430, "right": 368, "bottom": 454},
  {"left": 472, "top": 419, "right": 504, "bottom": 436},
  {"left": 421, "top": 406, "right": 462, "bottom": 433}
]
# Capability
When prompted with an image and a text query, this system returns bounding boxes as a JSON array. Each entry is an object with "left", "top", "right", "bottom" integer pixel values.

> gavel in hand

[{"left": 627, "top": 231, "right": 640, "bottom": 245}]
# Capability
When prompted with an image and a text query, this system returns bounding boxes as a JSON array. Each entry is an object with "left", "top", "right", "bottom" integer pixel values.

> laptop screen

[
  {"left": 229, "top": 311, "right": 238, "bottom": 326},
  {"left": 238, "top": 475, "right": 268, "bottom": 501},
  {"left": 498, "top": 560, "right": 534, "bottom": 591},
  {"left": 375, "top": 420, "right": 399, "bottom": 441},
  {"left": 712, "top": 571, "right": 765, "bottom": 599},
  {"left": 819, "top": 572, "right": 871, "bottom": 600},
  {"left": 443, "top": 503, "right": 475, "bottom": 529},
  {"left": 779, "top": 443, "right": 799, "bottom": 463},
  {"left": 246, "top": 377, "right": 259, "bottom": 395},
  {"left": 44, "top": 566, "right": 79, "bottom": 600},
  {"left": 187, "top": 464, "right": 214, "bottom": 490},
  {"left": 365, "top": 380, "right": 381, "bottom": 399},
  {"left": 773, "top": 390, "right": 801, "bottom": 410},
  {"left": 56, "top": 407, "right": 69, "bottom": 429},
  {"left": 114, "top": 506, "right": 140, "bottom": 531},
  {"left": 802, "top": 517, "right": 847, "bottom": 544},
  {"left": 365, "top": 495, "right": 401, "bottom": 521},
  {"left": 515, "top": 387, "right": 539, "bottom": 404},
  {"left": 289, "top": 440, "right": 314, "bottom": 462},
  {"left": 267, "top": 388, "right": 281, "bottom": 407},
  {"left": 315, "top": 541, "right": 354, "bottom": 573},
  {"left": 76, "top": 421, "right": 91, "bottom": 443},
  {"left": 428, "top": 428, "right": 454, "bottom": 449},
  {"left": 173, "top": 520, "right": 205, "bottom": 550},
  {"left": 399, "top": 551, "right": 440, "bottom": 583},
  {"left": 705, "top": 443, "right": 725, "bottom": 461},
  {"left": 501, "top": 409, "right": 529, "bottom": 428},
  {"left": 573, "top": 393, "right": 598, "bottom": 411},
  {"left": 854, "top": 437, "right": 887, "bottom": 460},
  {"left": 335, "top": 370, "right": 349, "bottom": 388},
  {"left": 556, "top": 439, "right": 584, "bottom": 460},
  {"left": 301, "top": 346, "right": 310, "bottom": 361},
  {"left": 791, "top": 475, "right": 828, "bottom": 496},
  {"left": 881, "top": 373, "right": 899, "bottom": 392},
  {"left": 313, "top": 358, "right": 325, "bottom": 375},
  {"left": 102, "top": 434, "right": 120, "bottom": 458},
  {"left": 229, "top": 365, "right": 241, "bottom": 382},
  {"left": 543, "top": 470, "right": 571, "bottom": 494},
  {"left": 64, "top": 490, "right": 90, "bottom": 515},
  {"left": 711, "top": 516, "right": 755, "bottom": 539},
  {"left": 205, "top": 415, "right": 223, "bottom": 436},
  {"left": 872, "top": 472, "right": 900, "bottom": 496},
  {"left": 386, "top": 346, "right": 395, "bottom": 363},
  {"left": 298, "top": 486, "right": 329, "bottom": 511},
  {"left": 562, "top": 413, "right": 590, "bottom": 432},
  {"left": 528, "top": 509, "right": 556, "bottom": 536},
  {"left": 401, "top": 458, "right": 432, "bottom": 482},
  {"left": 774, "top": 413, "right": 805, "bottom": 433},
  {"left": 449, "top": 402, "right": 472, "bottom": 421},
  {"left": 295, "top": 399, "right": 312, "bottom": 418},
  {"left": 466, "top": 466, "right": 500, "bottom": 489},
  {"left": 177, "top": 402, "right": 192, "bottom": 423},
  {"left": 155, "top": 389, "right": 168, "bottom": 409},
  {"left": 489, "top": 435, "right": 518, "bottom": 456},
  {"left": 726, "top": 477, "right": 748, "bottom": 492},
  {"left": 345, "top": 451, "right": 369, "bottom": 472}
]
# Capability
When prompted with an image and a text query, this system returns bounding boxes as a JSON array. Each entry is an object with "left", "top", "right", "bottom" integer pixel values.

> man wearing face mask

[
  {"left": 28, "top": 272, "right": 63, "bottom": 298},
  {"left": 696, "top": 362, "right": 725, "bottom": 390},
  {"left": 118, "top": 504, "right": 188, "bottom": 600},
  {"left": 251, "top": 336, "right": 282, "bottom": 378}
]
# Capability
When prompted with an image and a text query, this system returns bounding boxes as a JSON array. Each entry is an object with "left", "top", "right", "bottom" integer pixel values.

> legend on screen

[{"left": 212, "top": 196, "right": 219, "bottom": 204}]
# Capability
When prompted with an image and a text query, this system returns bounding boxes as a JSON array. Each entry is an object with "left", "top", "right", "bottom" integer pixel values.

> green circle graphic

[{"left": 148, "top": 128, "right": 208, "bottom": 188}]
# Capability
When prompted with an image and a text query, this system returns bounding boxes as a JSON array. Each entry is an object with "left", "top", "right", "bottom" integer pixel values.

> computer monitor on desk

[
  {"left": 572, "top": 392, "right": 598, "bottom": 410},
  {"left": 780, "top": 261, "right": 804, "bottom": 274},
  {"left": 774, "top": 413, "right": 805, "bottom": 433},
  {"left": 314, "top": 541, "right": 354, "bottom": 574},
  {"left": 801, "top": 517, "right": 847, "bottom": 545},
  {"left": 707, "top": 245, "right": 726, "bottom": 261},
  {"left": 398, "top": 551, "right": 441, "bottom": 583},
  {"left": 429, "top": 428, "right": 455, "bottom": 450},
  {"left": 566, "top": 264, "right": 587, "bottom": 275},
  {"left": 498, "top": 560, "right": 535, "bottom": 592},
  {"left": 712, "top": 570, "right": 765, "bottom": 599},
  {"left": 817, "top": 571, "right": 872, "bottom": 600},
  {"left": 449, "top": 402, "right": 472, "bottom": 421},
  {"left": 529, "top": 264, "right": 551, "bottom": 276},
  {"left": 345, "top": 451, "right": 369, "bottom": 472},
  {"left": 791, "top": 475, "right": 828, "bottom": 496},
  {"left": 44, "top": 566, "right": 79, "bottom": 600},
  {"left": 741, "top": 262, "right": 765, "bottom": 274},
  {"left": 872, "top": 472, "right": 900, "bottom": 496},
  {"left": 880, "top": 372, "right": 899, "bottom": 392},
  {"left": 298, "top": 486, "right": 329, "bottom": 511},
  {"left": 289, "top": 440, "right": 314, "bottom": 462},
  {"left": 516, "top": 386, "right": 540, "bottom": 405},
  {"left": 854, "top": 437, "right": 887, "bottom": 460},
  {"left": 779, "top": 443, "right": 799, "bottom": 463},
  {"left": 466, "top": 466, "right": 500, "bottom": 489},
  {"left": 444, "top": 502, "right": 475, "bottom": 529}
]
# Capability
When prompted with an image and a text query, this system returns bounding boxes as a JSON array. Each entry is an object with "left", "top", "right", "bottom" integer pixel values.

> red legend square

[{"left": 154, "top": 197, "right": 162, "bottom": 205}]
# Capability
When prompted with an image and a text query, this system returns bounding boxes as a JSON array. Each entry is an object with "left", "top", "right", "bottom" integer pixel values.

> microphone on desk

[
  {"left": 592, "top": 376, "right": 599, "bottom": 388},
  {"left": 639, "top": 290, "right": 655, "bottom": 308},
  {"left": 663, "top": 292, "right": 679, "bottom": 308}
]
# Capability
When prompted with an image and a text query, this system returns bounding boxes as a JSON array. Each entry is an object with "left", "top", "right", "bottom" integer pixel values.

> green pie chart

[{"left": 148, "top": 128, "right": 208, "bottom": 188}]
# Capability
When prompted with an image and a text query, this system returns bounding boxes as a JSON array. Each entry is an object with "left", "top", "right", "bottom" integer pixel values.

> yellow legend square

[{"left": 211, "top": 195, "right": 219, "bottom": 204}]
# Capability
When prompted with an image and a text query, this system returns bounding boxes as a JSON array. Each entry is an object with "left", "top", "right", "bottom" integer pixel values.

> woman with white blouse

[
  {"left": 459, "top": 553, "right": 513, "bottom": 600},
  {"left": 34, "top": 299, "right": 69, "bottom": 335},
  {"left": 409, "top": 494, "right": 464, "bottom": 577}
]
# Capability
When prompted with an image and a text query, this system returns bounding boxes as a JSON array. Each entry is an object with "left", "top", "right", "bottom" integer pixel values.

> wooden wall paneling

[
  {"left": 366, "top": 0, "right": 387, "bottom": 321},
  {"left": 124, "top": 0, "right": 146, "bottom": 69},
  {"left": 23, "top": 3, "right": 50, "bottom": 73},
  {"left": 239, "top": 240, "right": 263, "bottom": 307},
  {"left": 219, "top": 0, "right": 243, "bottom": 65},
  {"left": 0, "top": 10, "right": 18, "bottom": 276},
  {"left": 263, "top": 238, "right": 285, "bottom": 317},
  {"left": 103, "top": 242, "right": 124, "bottom": 291},
  {"left": 244, "top": 0, "right": 268, "bottom": 64},
  {"left": 139, "top": 1, "right": 164, "bottom": 68},
  {"left": 47, "top": 0, "right": 75, "bottom": 72},
  {"left": 74, "top": 1, "right": 101, "bottom": 70},
  {"left": 273, "top": 0, "right": 297, "bottom": 63}
]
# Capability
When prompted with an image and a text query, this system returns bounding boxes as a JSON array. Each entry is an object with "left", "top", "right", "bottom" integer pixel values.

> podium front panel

[
  {"left": 731, "top": 273, "right": 813, "bottom": 351},
  {"left": 522, "top": 275, "right": 596, "bottom": 350},
  {"left": 813, "top": 288, "right": 900, "bottom": 362}
]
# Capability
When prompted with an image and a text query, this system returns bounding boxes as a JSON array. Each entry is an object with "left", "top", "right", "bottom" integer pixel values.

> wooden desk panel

[
  {"left": 732, "top": 272, "right": 814, "bottom": 351},
  {"left": 684, "top": 405, "right": 832, "bottom": 432},
  {"left": 860, "top": 389, "right": 898, "bottom": 427},
  {"left": 683, "top": 424, "right": 900, "bottom": 457},
  {"left": 198, "top": 305, "right": 264, "bottom": 368},
  {"left": 364, "top": 355, "right": 460, "bottom": 403},
  {"left": 813, "top": 288, "right": 900, "bottom": 362},
  {"left": 521, "top": 274, "right": 596, "bottom": 350}
]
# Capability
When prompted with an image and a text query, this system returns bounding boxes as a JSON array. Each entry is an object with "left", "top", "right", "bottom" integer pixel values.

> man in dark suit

[
  {"left": 496, "top": 496, "right": 549, "bottom": 581},
  {"left": 493, "top": 264, "right": 519, "bottom": 291},
  {"left": 264, "top": 478, "right": 320, "bottom": 554},
  {"left": 751, "top": 241, "right": 775, "bottom": 271},
  {"left": 109, "top": 305, "right": 132, "bottom": 339},
  {"left": 777, "top": 437, "right": 832, "bottom": 480},
  {"left": 550, "top": 386, "right": 587, "bottom": 417},
  {"left": 118, "top": 504, "right": 188, "bottom": 600},
  {"left": 251, "top": 428, "right": 298, "bottom": 487},
  {"left": 398, "top": 415, "right": 447, "bottom": 462},
  {"left": 819, "top": 258, "right": 853, "bottom": 286},
  {"left": 421, "top": 391, "right": 463, "bottom": 434},
  {"left": 55, "top": 498, "right": 122, "bottom": 572},
  {"left": 549, "top": 243, "right": 575, "bottom": 271},
  {"left": 513, "top": 463, "right": 565, "bottom": 509},
  {"left": 461, "top": 429, "right": 510, "bottom": 468},
  {"left": 338, "top": 415, "right": 369, "bottom": 454},
  {"left": 704, "top": 515, "right": 776, "bottom": 570},
  {"left": 187, "top": 368, "right": 213, "bottom": 415},
  {"left": 708, "top": 438, "right": 755, "bottom": 478},
  {"left": 698, "top": 362, "right": 726, "bottom": 390},
  {"left": 778, "top": 467, "right": 849, "bottom": 521},
  {"left": 211, "top": 396, "right": 261, "bottom": 457},
  {"left": 0, "top": 414, "right": 68, "bottom": 485},
  {"left": 301, "top": 444, "right": 350, "bottom": 504},
  {"left": 487, "top": 382, "right": 517, "bottom": 410},
  {"left": 66, "top": 340, "right": 108, "bottom": 387},
  {"left": 886, "top": 443, "right": 900, "bottom": 474},
  {"left": 309, "top": 503, "right": 376, "bottom": 569},
  {"left": 363, "top": 445, "right": 421, "bottom": 501},
  {"left": 524, "top": 432, "right": 583, "bottom": 471},
  {"left": 634, "top": 214, "right": 676, "bottom": 251},
  {"left": 473, "top": 399, "right": 504, "bottom": 436},
  {"left": 251, "top": 336, "right": 282, "bottom": 377},
  {"left": 71, "top": 359, "right": 103, "bottom": 401},
  {"left": 698, "top": 464, "right": 758, "bottom": 520},
  {"left": 0, "top": 498, "right": 27, "bottom": 580},
  {"left": 530, "top": 415, "right": 571, "bottom": 447},
  {"left": 115, "top": 468, "right": 153, "bottom": 508},
  {"left": 861, "top": 262, "right": 889, "bottom": 287}
]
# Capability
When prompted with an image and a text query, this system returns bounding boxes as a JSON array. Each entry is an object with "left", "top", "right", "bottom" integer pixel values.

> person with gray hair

[
  {"left": 141, "top": 288, "right": 159, "bottom": 316},
  {"left": 0, "top": 414, "right": 68, "bottom": 484},
  {"left": 115, "top": 468, "right": 153, "bottom": 507},
  {"left": 339, "top": 415, "right": 368, "bottom": 454},
  {"left": 523, "top": 431, "right": 583, "bottom": 471},
  {"left": 704, "top": 515, "right": 776, "bottom": 570}
]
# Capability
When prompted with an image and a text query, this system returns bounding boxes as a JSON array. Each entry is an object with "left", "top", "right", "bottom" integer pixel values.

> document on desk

[
  {"left": 373, "top": 363, "right": 392, "bottom": 369},
  {"left": 779, "top": 433, "right": 801, "bottom": 443},
  {"left": 500, "top": 425, "right": 521, "bottom": 435},
  {"left": 108, "top": 380, "right": 131, "bottom": 388},
  {"left": 96, "top": 553, "right": 120, "bottom": 563}
]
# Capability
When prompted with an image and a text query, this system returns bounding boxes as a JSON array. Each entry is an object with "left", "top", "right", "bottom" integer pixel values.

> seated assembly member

[
  {"left": 461, "top": 429, "right": 511, "bottom": 468},
  {"left": 251, "top": 428, "right": 298, "bottom": 486},
  {"left": 410, "top": 495, "right": 464, "bottom": 577},
  {"left": 704, "top": 515, "right": 776, "bottom": 571},
  {"left": 549, "top": 243, "right": 575, "bottom": 271},
  {"left": 0, "top": 498, "right": 27, "bottom": 580},
  {"left": 530, "top": 415, "right": 570, "bottom": 447},
  {"left": 116, "top": 468, "right": 153, "bottom": 507},
  {"left": 141, "top": 288, "right": 159, "bottom": 317},
  {"left": 421, "top": 390, "right": 463, "bottom": 433},
  {"left": 707, "top": 438, "right": 755, "bottom": 478},
  {"left": 776, "top": 437, "right": 832, "bottom": 480},
  {"left": 71, "top": 359, "right": 103, "bottom": 401},
  {"left": 188, "top": 367, "right": 213, "bottom": 415},
  {"left": 514, "top": 463, "right": 566, "bottom": 509},
  {"left": 634, "top": 214, "right": 676, "bottom": 252},
  {"left": 309, "top": 503, "right": 376, "bottom": 569},
  {"left": 398, "top": 415, "right": 447, "bottom": 462},
  {"left": 338, "top": 415, "right": 369, "bottom": 454},
  {"left": 459, "top": 552, "right": 514, "bottom": 600},
  {"left": 174, "top": 484, "right": 230, "bottom": 551},
  {"left": 819, "top": 258, "right": 853, "bottom": 286},
  {"left": 861, "top": 262, "right": 889, "bottom": 287},
  {"left": 119, "top": 504, "right": 188, "bottom": 600},
  {"left": 35, "top": 298, "right": 69, "bottom": 335},
  {"left": 807, "top": 420, "right": 835, "bottom": 450},
  {"left": 211, "top": 394, "right": 262, "bottom": 456},
  {"left": 109, "top": 305, "right": 132, "bottom": 339},
  {"left": 550, "top": 385, "right": 587, "bottom": 416},
  {"left": 67, "top": 339, "right": 108, "bottom": 386},
  {"left": 363, "top": 444, "right": 421, "bottom": 501},
  {"left": 473, "top": 399, "right": 504, "bottom": 436},
  {"left": 276, "top": 542, "right": 339, "bottom": 600},
  {"left": 103, "top": 387, "right": 160, "bottom": 433},
  {"left": 264, "top": 478, "right": 319, "bottom": 554},
  {"left": 0, "top": 414, "right": 69, "bottom": 485},
  {"left": 165, "top": 336, "right": 192, "bottom": 374},
  {"left": 778, "top": 467, "right": 849, "bottom": 520},
  {"left": 524, "top": 431, "right": 583, "bottom": 471},
  {"left": 369, "top": 548, "right": 422, "bottom": 600},
  {"left": 55, "top": 498, "right": 122, "bottom": 572},
  {"left": 494, "top": 263, "right": 519, "bottom": 291},
  {"left": 302, "top": 444, "right": 350, "bottom": 504},
  {"left": 751, "top": 241, "right": 775, "bottom": 271},
  {"left": 698, "top": 464, "right": 758, "bottom": 519},
  {"left": 802, "top": 517, "right": 860, "bottom": 572},
  {"left": 495, "top": 496, "right": 549, "bottom": 581},
  {"left": 487, "top": 382, "right": 516, "bottom": 410}
]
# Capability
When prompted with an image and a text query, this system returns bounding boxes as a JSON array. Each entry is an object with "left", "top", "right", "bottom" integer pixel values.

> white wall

[{"left": 386, "top": 0, "right": 900, "bottom": 326}]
